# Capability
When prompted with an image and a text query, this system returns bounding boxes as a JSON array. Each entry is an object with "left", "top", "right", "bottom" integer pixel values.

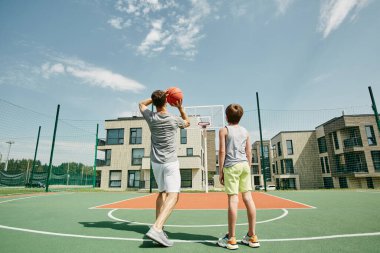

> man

[{"left": 139, "top": 89, "right": 190, "bottom": 247}]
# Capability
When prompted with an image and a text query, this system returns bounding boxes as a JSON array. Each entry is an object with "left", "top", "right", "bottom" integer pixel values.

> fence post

[{"left": 46, "top": 105, "right": 60, "bottom": 192}]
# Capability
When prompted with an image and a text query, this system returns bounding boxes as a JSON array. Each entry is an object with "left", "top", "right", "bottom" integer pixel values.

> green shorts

[{"left": 223, "top": 162, "right": 252, "bottom": 195}]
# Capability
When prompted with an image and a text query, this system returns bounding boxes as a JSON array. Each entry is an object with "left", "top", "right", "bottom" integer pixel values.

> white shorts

[{"left": 152, "top": 160, "right": 181, "bottom": 193}]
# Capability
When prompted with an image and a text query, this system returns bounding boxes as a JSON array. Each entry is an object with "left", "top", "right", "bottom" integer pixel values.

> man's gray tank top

[{"left": 224, "top": 125, "right": 248, "bottom": 168}]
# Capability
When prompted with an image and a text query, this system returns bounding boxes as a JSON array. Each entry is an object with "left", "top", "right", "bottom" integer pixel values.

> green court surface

[{"left": 1, "top": 190, "right": 380, "bottom": 253}]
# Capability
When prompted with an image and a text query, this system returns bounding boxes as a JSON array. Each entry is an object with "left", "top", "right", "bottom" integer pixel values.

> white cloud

[
  {"left": 318, "top": 0, "right": 370, "bottom": 38},
  {"left": 40, "top": 56, "right": 145, "bottom": 92},
  {"left": 110, "top": 0, "right": 211, "bottom": 59},
  {"left": 274, "top": 0, "right": 295, "bottom": 16},
  {"left": 108, "top": 17, "right": 124, "bottom": 29},
  {"left": 137, "top": 19, "right": 168, "bottom": 55}
]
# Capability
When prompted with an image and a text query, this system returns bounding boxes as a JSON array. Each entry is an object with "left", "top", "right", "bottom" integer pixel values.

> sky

[{"left": 0, "top": 0, "right": 380, "bottom": 165}]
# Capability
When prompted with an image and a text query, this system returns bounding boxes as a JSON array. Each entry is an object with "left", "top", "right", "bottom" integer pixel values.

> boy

[
  {"left": 139, "top": 90, "right": 190, "bottom": 247},
  {"left": 217, "top": 104, "right": 260, "bottom": 250}
]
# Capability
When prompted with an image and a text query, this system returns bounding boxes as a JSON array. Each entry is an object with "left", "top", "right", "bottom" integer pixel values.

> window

[
  {"left": 128, "top": 170, "right": 140, "bottom": 188},
  {"left": 263, "top": 145, "right": 269, "bottom": 158},
  {"left": 371, "top": 151, "right": 380, "bottom": 172},
  {"left": 333, "top": 132, "right": 339, "bottom": 149},
  {"left": 272, "top": 164, "right": 276, "bottom": 174},
  {"left": 277, "top": 142, "right": 282, "bottom": 156},
  {"left": 320, "top": 157, "right": 325, "bottom": 173},
  {"left": 338, "top": 177, "right": 348, "bottom": 188},
  {"left": 284, "top": 159, "right": 294, "bottom": 174},
  {"left": 180, "top": 128, "right": 187, "bottom": 144},
  {"left": 216, "top": 154, "right": 219, "bottom": 165},
  {"left": 318, "top": 137, "right": 327, "bottom": 153},
  {"left": 365, "top": 126, "right": 377, "bottom": 146},
  {"left": 325, "top": 157, "right": 330, "bottom": 173},
  {"left": 254, "top": 176, "right": 260, "bottom": 185},
  {"left": 181, "top": 169, "right": 192, "bottom": 188},
  {"left": 109, "top": 170, "right": 122, "bottom": 188},
  {"left": 132, "top": 148, "right": 144, "bottom": 165},
  {"left": 286, "top": 140, "right": 293, "bottom": 155},
  {"left": 280, "top": 160, "right": 284, "bottom": 174},
  {"left": 187, "top": 148, "right": 193, "bottom": 156},
  {"left": 323, "top": 177, "right": 334, "bottom": 189},
  {"left": 107, "top": 129, "right": 124, "bottom": 145},
  {"left": 275, "top": 161, "right": 278, "bottom": 174},
  {"left": 105, "top": 150, "right": 111, "bottom": 166},
  {"left": 130, "top": 128, "right": 142, "bottom": 144}
]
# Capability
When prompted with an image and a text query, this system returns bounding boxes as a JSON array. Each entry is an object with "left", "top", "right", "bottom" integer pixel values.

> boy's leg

[
  {"left": 242, "top": 191, "right": 256, "bottom": 236},
  {"left": 228, "top": 194, "right": 239, "bottom": 238}
]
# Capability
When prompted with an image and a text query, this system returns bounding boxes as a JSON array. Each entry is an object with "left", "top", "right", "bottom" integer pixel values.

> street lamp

[{"left": 5, "top": 141, "right": 15, "bottom": 172}]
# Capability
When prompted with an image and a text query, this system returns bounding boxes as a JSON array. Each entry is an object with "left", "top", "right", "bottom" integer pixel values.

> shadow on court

[{"left": 79, "top": 221, "right": 218, "bottom": 247}]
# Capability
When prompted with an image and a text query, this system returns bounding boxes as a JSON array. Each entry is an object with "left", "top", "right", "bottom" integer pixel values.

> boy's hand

[{"left": 219, "top": 173, "right": 224, "bottom": 186}]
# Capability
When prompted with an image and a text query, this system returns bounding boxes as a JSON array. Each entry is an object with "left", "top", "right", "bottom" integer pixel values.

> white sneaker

[{"left": 241, "top": 233, "right": 260, "bottom": 248}]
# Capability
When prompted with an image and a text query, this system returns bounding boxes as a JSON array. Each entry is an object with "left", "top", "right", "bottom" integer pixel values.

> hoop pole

[{"left": 203, "top": 127, "right": 209, "bottom": 193}]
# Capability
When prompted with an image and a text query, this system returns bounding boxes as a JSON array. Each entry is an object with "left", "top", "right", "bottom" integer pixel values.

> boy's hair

[
  {"left": 151, "top": 90, "right": 167, "bottom": 107},
  {"left": 225, "top": 104, "right": 244, "bottom": 124}
]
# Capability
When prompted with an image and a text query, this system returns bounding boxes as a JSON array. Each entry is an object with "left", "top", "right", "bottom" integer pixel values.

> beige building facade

[
  {"left": 97, "top": 116, "right": 215, "bottom": 191},
  {"left": 316, "top": 115, "right": 380, "bottom": 189},
  {"left": 271, "top": 131, "right": 323, "bottom": 190}
]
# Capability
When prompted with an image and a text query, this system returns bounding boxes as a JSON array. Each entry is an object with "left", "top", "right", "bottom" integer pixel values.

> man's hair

[
  {"left": 151, "top": 90, "right": 167, "bottom": 107},
  {"left": 225, "top": 104, "right": 244, "bottom": 124}
]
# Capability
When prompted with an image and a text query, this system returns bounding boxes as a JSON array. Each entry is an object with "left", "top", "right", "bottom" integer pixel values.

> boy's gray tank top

[{"left": 224, "top": 125, "right": 248, "bottom": 168}]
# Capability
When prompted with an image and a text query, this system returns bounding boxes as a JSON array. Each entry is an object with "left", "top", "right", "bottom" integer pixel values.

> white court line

[
  {"left": 0, "top": 193, "right": 73, "bottom": 204},
  {"left": 261, "top": 192, "right": 317, "bottom": 209},
  {"left": 107, "top": 208, "right": 289, "bottom": 227},
  {"left": 88, "top": 194, "right": 153, "bottom": 210},
  {"left": 1, "top": 224, "right": 380, "bottom": 243}
]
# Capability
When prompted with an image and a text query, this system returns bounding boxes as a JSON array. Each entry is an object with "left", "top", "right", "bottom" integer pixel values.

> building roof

[
  {"left": 271, "top": 130, "right": 315, "bottom": 140},
  {"left": 315, "top": 114, "right": 375, "bottom": 128},
  {"left": 105, "top": 116, "right": 144, "bottom": 122}
]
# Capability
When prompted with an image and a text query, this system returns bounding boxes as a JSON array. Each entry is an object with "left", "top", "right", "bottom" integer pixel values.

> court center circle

[{"left": 107, "top": 208, "right": 289, "bottom": 227}]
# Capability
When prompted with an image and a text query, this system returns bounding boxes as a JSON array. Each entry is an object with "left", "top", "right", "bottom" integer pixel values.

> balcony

[
  {"left": 97, "top": 138, "right": 106, "bottom": 146},
  {"left": 96, "top": 159, "right": 106, "bottom": 167},
  {"left": 343, "top": 137, "right": 362, "bottom": 149},
  {"left": 141, "top": 156, "right": 202, "bottom": 170}
]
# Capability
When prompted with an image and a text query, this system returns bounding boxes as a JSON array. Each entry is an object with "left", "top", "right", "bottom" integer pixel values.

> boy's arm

[
  {"left": 172, "top": 100, "right": 190, "bottom": 128},
  {"left": 218, "top": 128, "right": 227, "bottom": 185},
  {"left": 138, "top": 98, "right": 152, "bottom": 113},
  {"left": 245, "top": 135, "right": 252, "bottom": 168}
]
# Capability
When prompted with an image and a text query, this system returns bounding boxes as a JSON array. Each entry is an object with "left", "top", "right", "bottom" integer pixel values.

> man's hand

[
  {"left": 219, "top": 173, "right": 224, "bottom": 186},
  {"left": 172, "top": 99, "right": 183, "bottom": 109}
]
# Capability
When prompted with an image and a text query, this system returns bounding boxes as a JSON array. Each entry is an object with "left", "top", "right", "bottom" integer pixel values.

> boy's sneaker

[
  {"left": 146, "top": 227, "right": 174, "bottom": 247},
  {"left": 217, "top": 234, "right": 239, "bottom": 250},
  {"left": 241, "top": 233, "right": 260, "bottom": 248}
]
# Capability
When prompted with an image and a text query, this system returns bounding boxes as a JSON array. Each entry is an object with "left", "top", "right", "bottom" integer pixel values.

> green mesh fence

[{"left": 0, "top": 98, "right": 102, "bottom": 189}]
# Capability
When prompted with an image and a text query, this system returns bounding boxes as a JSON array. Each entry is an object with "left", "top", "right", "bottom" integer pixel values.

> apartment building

[
  {"left": 96, "top": 116, "right": 215, "bottom": 191},
  {"left": 271, "top": 131, "right": 323, "bottom": 190},
  {"left": 316, "top": 115, "right": 380, "bottom": 189}
]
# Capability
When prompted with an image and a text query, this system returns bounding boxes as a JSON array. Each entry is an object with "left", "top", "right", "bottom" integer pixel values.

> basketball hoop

[{"left": 198, "top": 122, "right": 210, "bottom": 129}]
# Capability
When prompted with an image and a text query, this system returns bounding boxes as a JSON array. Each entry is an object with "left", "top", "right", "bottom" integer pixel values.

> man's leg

[
  {"left": 156, "top": 192, "right": 167, "bottom": 219},
  {"left": 242, "top": 191, "right": 256, "bottom": 236},
  {"left": 228, "top": 194, "right": 239, "bottom": 238},
  {"left": 153, "top": 192, "right": 179, "bottom": 231}
]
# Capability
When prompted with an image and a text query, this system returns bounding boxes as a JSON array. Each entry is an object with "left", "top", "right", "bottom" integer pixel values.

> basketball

[{"left": 166, "top": 87, "right": 183, "bottom": 106}]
